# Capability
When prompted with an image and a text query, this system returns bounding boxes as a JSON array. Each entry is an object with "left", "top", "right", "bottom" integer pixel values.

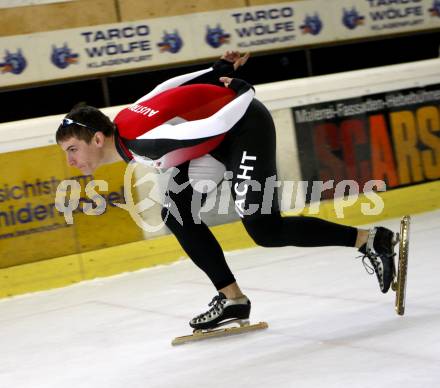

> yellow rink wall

[
  {"left": 1, "top": 180, "right": 439, "bottom": 298},
  {"left": 0, "top": 145, "right": 143, "bottom": 268}
]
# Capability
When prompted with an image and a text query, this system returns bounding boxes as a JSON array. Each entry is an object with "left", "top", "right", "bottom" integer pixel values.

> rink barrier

[
  {"left": 1, "top": 58, "right": 440, "bottom": 298},
  {"left": 0, "top": 221, "right": 255, "bottom": 298},
  {"left": 1, "top": 180, "right": 439, "bottom": 298}
]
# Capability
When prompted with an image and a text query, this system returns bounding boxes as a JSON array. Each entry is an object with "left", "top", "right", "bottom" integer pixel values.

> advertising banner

[
  {"left": 1, "top": 0, "right": 439, "bottom": 89},
  {"left": 0, "top": 145, "right": 143, "bottom": 268},
  {"left": 331, "top": 0, "right": 440, "bottom": 39},
  {"left": 0, "top": 16, "right": 198, "bottom": 88},
  {"left": 192, "top": 0, "right": 334, "bottom": 57},
  {"left": 292, "top": 84, "right": 440, "bottom": 201}
]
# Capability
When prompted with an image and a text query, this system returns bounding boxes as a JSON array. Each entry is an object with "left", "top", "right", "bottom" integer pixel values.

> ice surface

[{"left": 0, "top": 211, "right": 439, "bottom": 388}]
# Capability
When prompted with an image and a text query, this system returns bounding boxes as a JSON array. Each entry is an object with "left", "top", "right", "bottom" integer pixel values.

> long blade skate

[
  {"left": 391, "top": 215, "right": 410, "bottom": 315},
  {"left": 172, "top": 320, "right": 268, "bottom": 346}
]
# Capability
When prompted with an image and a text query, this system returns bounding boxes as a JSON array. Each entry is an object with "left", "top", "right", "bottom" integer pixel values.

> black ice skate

[
  {"left": 172, "top": 293, "right": 266, "bottom": 345},
  {"left": 189, "top": 292, "right": 251, "bottom": 330},
  {"left": 359, "top": 226, "right": 398, "bottom": 293}
]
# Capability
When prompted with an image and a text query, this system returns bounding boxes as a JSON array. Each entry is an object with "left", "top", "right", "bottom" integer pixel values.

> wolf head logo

[
  {"left": 51, "top": 43, "right": 79, "bottom": 69},
  {"left": 0, "top": 49, "right": 27, "bottom": 75},
  {"left": 342, "top": 8, "right": 365, "bottom": 30},
  {"left": 301, "top": 13, "right": 323, "bottom": 35},
  {"left": 157, "top": 30, "right": 183, "bottom": 54},
  {"left": 206, "top": 25, "right": 230, "bottom": 48},
  {"left": 429, "top": 0, "right": 440, "bottom": 17}
]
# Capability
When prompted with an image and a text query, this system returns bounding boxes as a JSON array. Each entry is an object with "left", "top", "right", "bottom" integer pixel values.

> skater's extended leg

[
  {"left": 355, "top": 229, "right": 369, "bottom": 248},
  {"left": 242, "top": 214, "right": 357, "bottom": 248},
  {"left": 219, "top": 98, "right": 397, "bottom": 294},
  {"left": 242, "top": 215, "right": 397, "bottom": 293}
]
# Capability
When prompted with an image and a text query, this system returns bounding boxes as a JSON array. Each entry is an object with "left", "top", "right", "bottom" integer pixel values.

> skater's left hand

[{"left": 221, "top": 51, "right": 250, "bottom": 70}]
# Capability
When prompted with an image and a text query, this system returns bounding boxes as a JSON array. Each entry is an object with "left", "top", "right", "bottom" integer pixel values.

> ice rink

[{"left": 1, "top": 210, "right": 439, "bottom": 388}]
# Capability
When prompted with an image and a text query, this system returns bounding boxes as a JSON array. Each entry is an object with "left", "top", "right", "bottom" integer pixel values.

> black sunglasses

[{"left": 60, "top": 118, "right": 100, "bottom": 133}]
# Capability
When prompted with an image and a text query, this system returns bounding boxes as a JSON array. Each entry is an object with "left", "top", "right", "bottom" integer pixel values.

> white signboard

[
  {"left": 0, "top": 0, "right": 439, "bottom": 88},
  {"left": 332, "top": 0, "right": 440, "bottom": 39},
  {"left": 0, "top": 17, "right": 198, "bottom": 87},
  {"left": 192, "top": 1, "right": 335, "bottom": 56}
]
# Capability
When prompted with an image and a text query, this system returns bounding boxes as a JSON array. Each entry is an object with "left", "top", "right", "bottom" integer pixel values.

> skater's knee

[{"left": 242, "top": 218, "right": 279, "bottom": 248}]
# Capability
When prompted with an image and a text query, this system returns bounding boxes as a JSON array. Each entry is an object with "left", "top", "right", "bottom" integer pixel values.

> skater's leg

[
  {"left": 242, "top": 213, "right": 357, "bottom": 248},
  {"left": 219, "top": 99, "right": 396, "bottom": 293},
  {"left": 162, "top": 163, "right": 251, "bottom": 329},
  {"left": 218, "top": 282, "right": 244, "bottom": 299},
  {"left": 242, "top": 215, "right": 369, "bottom": 250},
  {"left": 161, "top": 162, "right": 237, "bottom": 290},
  {"left": 218, "top": 99, "right": 359, "bottom": 248},
  {"left": 355, "top": 229, "right": 369, "bottom": 248}
]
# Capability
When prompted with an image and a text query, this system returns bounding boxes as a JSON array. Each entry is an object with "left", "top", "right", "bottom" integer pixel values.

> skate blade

[
  {"left": 171, "top": 321, "right": 268, "bottom": 346},
  {"left": 391, "top": 232, "right": 400, "bottom": 292},
  {"left": 392, "top": 215, "right": 410, "bottom": 316}
]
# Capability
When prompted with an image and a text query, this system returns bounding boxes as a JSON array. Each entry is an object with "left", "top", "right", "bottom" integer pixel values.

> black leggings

[{"left": 162, "top": 100, "right": 357, "bottom": 290}]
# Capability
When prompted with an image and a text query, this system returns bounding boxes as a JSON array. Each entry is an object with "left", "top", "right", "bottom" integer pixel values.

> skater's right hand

[
  {"left": 220, "top": 51, "right": 250, "bottom": 70},
  {"left": 219, "top": 77, "right": 233, "bottom": 88}
]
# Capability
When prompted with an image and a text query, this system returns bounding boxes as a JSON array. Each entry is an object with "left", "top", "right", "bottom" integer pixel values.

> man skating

[{"left": 56, "top": 51, "right": 397, "bottom": 332}]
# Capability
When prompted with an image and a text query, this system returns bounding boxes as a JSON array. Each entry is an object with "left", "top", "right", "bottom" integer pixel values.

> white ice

[{"left": 0, "top": 211, "right": 439, "bottom": 388}]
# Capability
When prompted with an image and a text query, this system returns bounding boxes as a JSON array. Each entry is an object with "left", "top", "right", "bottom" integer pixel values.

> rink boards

[{"left": 1, "top": 58, "right": 440, "bottom": 297}]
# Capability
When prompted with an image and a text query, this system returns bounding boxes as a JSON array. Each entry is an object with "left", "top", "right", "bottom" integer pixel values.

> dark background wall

[{"left": 1, "top": 29, "right": 439, "bottom": 123}]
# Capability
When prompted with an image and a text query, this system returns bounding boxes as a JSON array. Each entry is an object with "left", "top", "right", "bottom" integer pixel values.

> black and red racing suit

[{"left": 114, "top": 59, "right": 358, "bottom": 290}]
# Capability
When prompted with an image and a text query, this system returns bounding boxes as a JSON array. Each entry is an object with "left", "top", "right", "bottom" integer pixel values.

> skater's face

[{"left": 59, "top": 134, "right": 105, "bottom": 175}]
